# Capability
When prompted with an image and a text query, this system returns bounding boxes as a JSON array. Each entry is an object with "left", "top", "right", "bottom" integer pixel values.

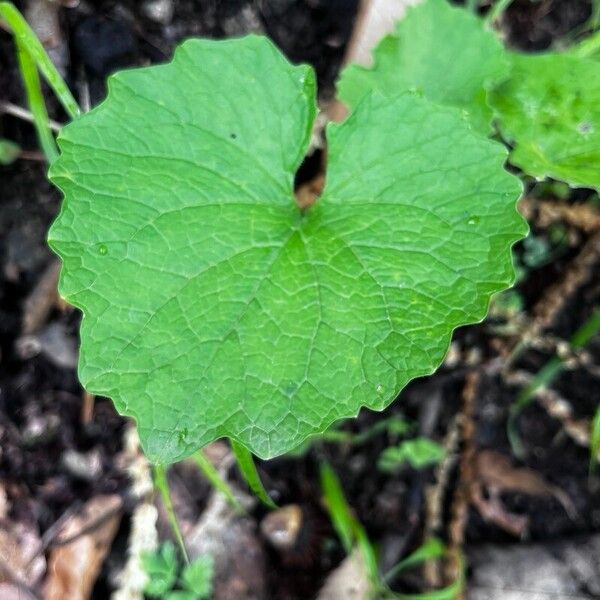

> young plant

[
  {"left": 46, "top": 34, "right": 525, "bottom": 466},
  {"left": 378, "top": 437, "right": 446, "bottom": 472},
  {"left": 3, "top": 2, "right": 525, "bottom": 470},
  {"left": 142, "top": 542, "right": 214, "bottom": 600}
]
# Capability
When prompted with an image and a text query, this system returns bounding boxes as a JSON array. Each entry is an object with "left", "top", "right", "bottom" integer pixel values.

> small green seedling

[
  {"left": 378, "top": 437, "right": 446, "bottom": 472},
  {"left": 46, "top": 34, "right": 524, "bottom": 465},
  {"left": 3, "top": 1, "right": 528, "bottom": 471},
  {"left": 142, "top": 542, "right": 214, "bottom": 600}
]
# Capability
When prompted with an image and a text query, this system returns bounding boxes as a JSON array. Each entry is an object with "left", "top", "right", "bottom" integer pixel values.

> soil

[{"left": 1, "top": 1, "right": 599, "bottom": 599}]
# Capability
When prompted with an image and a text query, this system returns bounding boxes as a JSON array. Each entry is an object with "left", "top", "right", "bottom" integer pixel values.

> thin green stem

[
  {"left": 230, "top": 440, "right": 277, "bottom": 509},
  {"left": 0, "top": 2, "right": 80, "bottom": 120},
  {"left": 15, "top": 39, "right": 58, "bottom": 163},
  {"left": 153, "top": 465, "right": 189, "bottom": 564},
  {"left": 191, "top": 450, "right": 244, "bottom": 513},
  {"left": 485, "top": 0, "right": 516, "bottom": 25}
]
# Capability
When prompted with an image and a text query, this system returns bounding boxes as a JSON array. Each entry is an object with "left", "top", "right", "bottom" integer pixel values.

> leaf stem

[
  {"left": 191, "top": 450, "right": 244, "bottom": 513},
  {"left": 153, "top": 464, "right": 189, "bottom": 564},
  {"left": 230, "top": 441, "right": 277, "bottom": 509},
  {"left": 0, "top": 2, "right": 80, "bottom": 120}
]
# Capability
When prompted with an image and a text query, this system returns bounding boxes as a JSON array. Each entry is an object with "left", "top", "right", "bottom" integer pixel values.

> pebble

[{"left": 141, "top": 0, "right": 174, "bottom": 25}]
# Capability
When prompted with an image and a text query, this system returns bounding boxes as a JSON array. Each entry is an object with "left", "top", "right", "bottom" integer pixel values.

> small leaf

[
  {"left": 181, "top": 556, "right": 213, "bottom": 598},
  {"left": 49, "top": 35, "right": 525, "bottom": 463},
  {"left": 0, "top": 138, "right": 20, "bottom": 165},
  {"left": 378, "top": 437, "right": 445, "bottom": 471},
  {"left": 142, "top": 542, "right": 178, "bottom": 597},
  {"left": 490, "top": 52, "right": 600, "bottom": 190},
  {"left": 337, "top": 0, "right": 509, "bottom": 132}
]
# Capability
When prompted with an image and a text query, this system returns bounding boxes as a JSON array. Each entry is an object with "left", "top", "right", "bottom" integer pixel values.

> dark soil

[{"left": 1, "top": 1, "right": 599, "bottom": 599}]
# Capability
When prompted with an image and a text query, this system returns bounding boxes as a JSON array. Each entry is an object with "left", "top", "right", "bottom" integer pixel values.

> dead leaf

[
  {"left": 45, "top": 495, "right": 122, "bottom": 600},
  {"left": 471, "top": 450, "right": 577, "bottom": 536}
]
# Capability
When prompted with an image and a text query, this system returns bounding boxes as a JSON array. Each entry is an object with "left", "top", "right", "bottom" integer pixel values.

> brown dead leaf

[
  {"left": 471, "top": 450, "right": 577, "bottom": 536},
  {"left": 45, "top": 495, "right": 122, "bottom": 600}
]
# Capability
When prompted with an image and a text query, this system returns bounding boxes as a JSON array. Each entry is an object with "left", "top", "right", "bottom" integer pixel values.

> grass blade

[
  {"left": 320, "top": 462, "right": 379, "bottom": 583},
  {"left": 0, "top": 1, "right": 80, "bottom": 120},
  {"left": 14, "top": 39, "right": 58, "bottom": 163}
]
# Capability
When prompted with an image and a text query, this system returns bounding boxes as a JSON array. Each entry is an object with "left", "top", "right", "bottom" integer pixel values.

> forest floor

[{"left": 1, "top": 0, "right": 599, "bottom": 598}]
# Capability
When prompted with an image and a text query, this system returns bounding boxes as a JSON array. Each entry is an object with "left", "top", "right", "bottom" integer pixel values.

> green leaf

[
  {"left": 49, "top": 35, "right": 525, "bottom": 463},
  {"left": 337, "top": 0, "right": 509, "bottom": 133},
  {"left": 490, "top": 52, "right": 600, "bottom": 189},
  {"left": 0, "top": 138, "right": 20, "bottom": 165},
  {"left": 378, "top": 437, "right": 445, "bottom": 471},
  {"left": 142, "top": 542, "right": 178, "bottom": 597},
  {"left": 181, "top": 556, "right": 213, "bottom": 598}
]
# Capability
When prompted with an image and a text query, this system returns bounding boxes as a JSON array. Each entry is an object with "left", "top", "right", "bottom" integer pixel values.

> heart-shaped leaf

[
  {"left": 337, "top": 0, "right": 509, "bottom": 133},
  {"left": 49, "top": 35, "right": 525, "bottom": 463}
]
